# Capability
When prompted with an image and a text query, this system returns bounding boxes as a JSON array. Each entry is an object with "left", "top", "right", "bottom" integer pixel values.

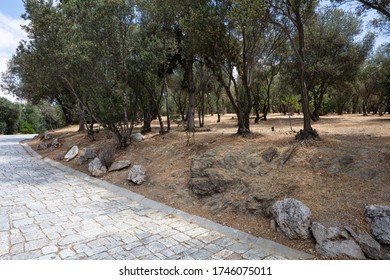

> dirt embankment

[{"left": 29, "top": 114, "right": 390, "bottom": 256}]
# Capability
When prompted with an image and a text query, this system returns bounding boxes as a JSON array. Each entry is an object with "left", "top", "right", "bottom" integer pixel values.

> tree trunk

[
  {"left": 78, "top": 102, "right": 86, "bottom": 132},
  {"left": 296, "top": 15, "right": 316, "bottom": 139},
  {"left": 186, "top": 60, "right": 196, "bottom": 132}
]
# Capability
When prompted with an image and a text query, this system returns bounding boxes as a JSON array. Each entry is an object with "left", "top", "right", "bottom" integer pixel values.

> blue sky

[
  {"left": 0, "top": 0, "right": 25, "bottom": 18},
  {"left": 0, "top": 0, "right": 388, "bottom": 102},
  {"left": 0, "top": 0, "right": 27, "bottom": 101}
]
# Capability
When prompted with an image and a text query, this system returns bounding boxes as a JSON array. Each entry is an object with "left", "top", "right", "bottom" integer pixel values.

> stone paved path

[{"left": 0, "top": 135, "right": 312, "bottom": 260}]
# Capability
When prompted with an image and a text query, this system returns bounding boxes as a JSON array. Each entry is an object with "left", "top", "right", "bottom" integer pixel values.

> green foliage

[
  {"left": 20, "top": 121, "right": 36, "bottom": 134},
  {"left": 0, "top": 97, "right": 20, "bottom": 135}
]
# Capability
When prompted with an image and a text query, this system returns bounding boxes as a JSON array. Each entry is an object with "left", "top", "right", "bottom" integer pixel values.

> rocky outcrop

[
  {"left": 189, "top": 168, "right": 234, "bottom": 196},
  {"left": 127, "top": 165, "right": 146, "bottom": 185},
  {"left": 271, "top": 198, "right": 311, "bottom": 239},
  {"left": 261, "top": 147, "right": 278, "bottom": 162}
]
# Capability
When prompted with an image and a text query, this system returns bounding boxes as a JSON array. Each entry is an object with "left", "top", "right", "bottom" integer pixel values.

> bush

[
  {"left": 20, "top": 121, "right": 36, "bottom": 134},
  {"left": 98, "top": 143, "right": 116, "bottom": 168}
]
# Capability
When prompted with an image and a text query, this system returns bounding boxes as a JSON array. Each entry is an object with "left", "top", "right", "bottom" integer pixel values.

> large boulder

[
  {"left": 64, "top": 146, "right": 78, "bottom": 162},
  {"left": 271, "top": 198, "right": 312, "bottom": 239},
  {"left": 127, "top": 165, "right": 146, "bottom": 185},
  {"left": 365, "top": 205, "right": 390, "bottom": 244},
  {"left": 108, "top": 160, "right": 131, "bottom": 172}
]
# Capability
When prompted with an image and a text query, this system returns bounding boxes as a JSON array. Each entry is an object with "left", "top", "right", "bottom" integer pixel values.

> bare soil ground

[{"left": 29, "top": 113, "right": 390, "bottom": 257}]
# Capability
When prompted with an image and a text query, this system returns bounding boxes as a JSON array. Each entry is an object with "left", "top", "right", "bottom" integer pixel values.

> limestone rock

[
  {"left": 365, "top": 205, "right": 390, "bottom": 219},
  {"left": 127, "top": 165, "right": 146, "bottom": 185},
  {"left": 76, "top": 156, "right": 88, "bottom": 166},
  {"left": 345, "top": 226, "right": 381, "bottom": 260},
  {"left": 83, "top": 148, "right": 97, "bottom": 160},
  {"left": 55, "top": 153, "right": 65, "bottom": 160},
  {"left": 271, "top": 198, "right": 312, "bottom": 239},
  {"left": 64, "top": 146, "right": 78, "bottom": 162},
  {"left": 371, "top": 217, "right": 390, "bottom": 244},
  {"left": 311, "top": 222, "right": 344, "bottom": 245},
  {"left": 108, "top": 160, "right": 131, "bottom": 172},
  {"left": 93, "top": 166, "right": 107, "bottom": 177},
  {"left": 316, "top": 240, "right": 366, "bottom": 260},
  {"left": 365, "top": 205, "right": 390, "bottom": 244},
  {"left": 131, "top": 133, "right": 144, "bottom": 142},
  {"left": 88, "top": 157, "right": 102, "bottom": 172}
]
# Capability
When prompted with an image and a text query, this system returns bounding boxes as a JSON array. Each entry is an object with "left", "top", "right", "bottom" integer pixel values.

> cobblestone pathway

[{"left": 0, "top": 135, "right": 312, "bottom": 260}]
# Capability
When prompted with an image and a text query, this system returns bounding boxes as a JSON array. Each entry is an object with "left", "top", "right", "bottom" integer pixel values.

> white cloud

[{"left": 0, "top": 12, "right": 28, "bottom": 101}]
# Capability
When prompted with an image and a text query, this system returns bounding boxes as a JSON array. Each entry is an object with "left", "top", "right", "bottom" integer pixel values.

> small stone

[
  {"left": 76, "top": 156, "right": 88, "bottom": 165},
  {"left": 88, "top": 157, "right": 103, "bottom": 173},
  {"left": 127, "top": 165, "right": 146, "bottom": 185},
  {"left": 37, "top": 144, "right": 47, "bottom": 150},
  {"left": 108, "top": 160, "right": 131, "bottom": 172},
  {"left": 56, "top": 153, "right": 65, "bottom": 160},
  {"left": 64, "top": 146, "right": 78, "bottom": 162},
  {"left": 83, "top": 148, "right": 97, "bottom": 159},
  {"left": 131, "top": 133, "right": 144, "bottom": 142}
]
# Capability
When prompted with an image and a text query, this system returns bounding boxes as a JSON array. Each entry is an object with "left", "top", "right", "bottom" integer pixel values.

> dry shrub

[{"left": 98, "top": 143, "right": 116, "bottom": 168}]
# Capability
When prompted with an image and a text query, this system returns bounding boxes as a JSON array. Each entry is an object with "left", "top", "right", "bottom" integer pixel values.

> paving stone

[
  {"left": 25, "top": 238, "right": 49, "bottom": 251},
  {"left": 190, "top": 249, "right": 214, "bottom": 260},
  {"left": 59, "top": 248, "right": 77, "bottom": 259},
  {"left": 243, "top": 248, "right": 270, "bottom": 260},
  {"left": 227, "top": 242, "right": 252, "bottom": 254},
  {"left": 131, "top": 246, "right": 152, "bottom": 258},
  {"left": 159, "top": 237, "right": 179, "bottom": 248},
  {"left": 42, "top": 245, "right": 59, "bottom": 255},
  {"left": 146, "top": 241, "right": 167, "bottom": 253},
  {"left": 13, "top": 218, "right": 34, "bottom": 228},
  {"left": 212, "top": 249, "right": 235, "bottom": 259},
  {"left": 0, "top": 232, "right": 9, "bottom": 256},
  {"left": 170, "top": 233, "right": 191, "bottom": 242},
  {"left": 58, "top": 234, "right": 85, "bottom": 246}
]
